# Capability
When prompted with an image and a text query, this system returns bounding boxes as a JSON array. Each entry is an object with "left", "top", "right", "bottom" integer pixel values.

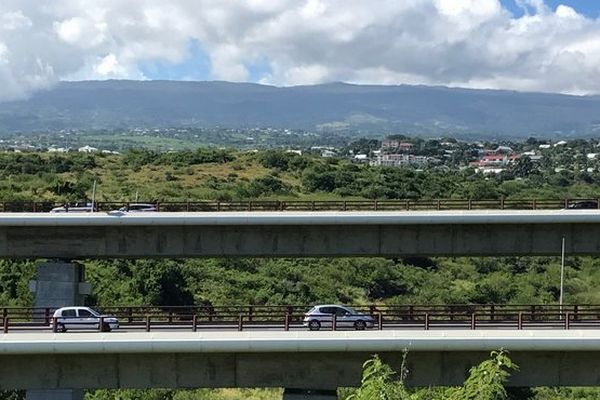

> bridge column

[
  {"left": 283, "top": 388, "right": 338, "bottom": 399},
  {"left": 27, "top": 260, "right": 90, "bottom": 400},
  {"left": 29, "top": 260, "right": 91, "bottom": 309},
  {"left": 26, "top": 390, "right": 84, "bottom": 400}
]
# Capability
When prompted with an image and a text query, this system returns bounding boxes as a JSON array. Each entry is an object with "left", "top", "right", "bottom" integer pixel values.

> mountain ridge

[{"left": 1, "top": 80, "right": 599, "bottom": 139}]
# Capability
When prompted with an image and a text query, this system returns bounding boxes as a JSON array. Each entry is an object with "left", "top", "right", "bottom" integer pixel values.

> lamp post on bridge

[{"left": 560, "top": 236, "right": 566, "bottom": 314}]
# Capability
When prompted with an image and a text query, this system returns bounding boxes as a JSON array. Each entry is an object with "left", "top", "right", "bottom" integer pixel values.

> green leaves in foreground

[
  {"left": 446, "top": 350, "right": 519, "bottom": 400},
  {"left": 346, "top": 353, "right": 412, "bottom": 400},
  {"left": 347, "top": 350, "right": 518, "bottom": 400}
]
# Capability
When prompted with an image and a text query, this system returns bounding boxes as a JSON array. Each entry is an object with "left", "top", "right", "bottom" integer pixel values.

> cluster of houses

[
  {"left": 46, "top": 145, "right": 120, "bottom": 154},
  {"left": 313, "top": 136, "right": 594, "bottom": 174}
]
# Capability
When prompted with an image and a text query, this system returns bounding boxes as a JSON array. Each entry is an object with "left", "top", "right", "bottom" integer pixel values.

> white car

[
  {"left": 118, "top": 203, "right": 157, "bottom": 212},
  {"left": 303, "top": 304, "right": 375, "bottom": 331},
  {"left": 50, "top": 203, "right": 94, "bottom": 213},
  {"left": 52, "top": 306, "right": 119, "bottom": 332}
]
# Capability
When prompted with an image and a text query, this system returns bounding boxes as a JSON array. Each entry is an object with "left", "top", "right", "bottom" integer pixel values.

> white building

[
  {"left": 78, "top": 145, "right": 98, "bottom": 153},
  {"left": 370, "top": 153, "right": 428, "bottom": 167},
  {"left": 354, "top": 154, "right": 369, "bottom": 163},
  {"left": 48, "top": 147, "right": 69, "bottom": 153}
]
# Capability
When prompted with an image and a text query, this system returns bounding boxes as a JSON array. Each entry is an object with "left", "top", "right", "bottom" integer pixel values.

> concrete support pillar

[
  {"left": 283, "top": 388, "right": 338, "bottom": 399},
  {"left": 26, "top": 389, "right": 84, "bottom": 400},
  {"left": 27, "top": 260, "right": 90, "bottom": 400},
  {"left": 29, "top": 260, "right": 91, "bottom": 309}
]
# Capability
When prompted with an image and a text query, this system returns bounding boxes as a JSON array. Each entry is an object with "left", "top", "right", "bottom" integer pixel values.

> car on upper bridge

[
  {"left": 118, "top": 203, "right": 158, "bottom": 212},
  {"left": 303, "top": 304, "right": 375, "bottom": 331},
  {"left": 52, "top": 306, "right": 119, "bottom": 332},
  {"left": 566, "top": 200, "right": 599, "bottom": 209},
  {"left": 50, "top": 202, "right": 95, "bottom": 213}
]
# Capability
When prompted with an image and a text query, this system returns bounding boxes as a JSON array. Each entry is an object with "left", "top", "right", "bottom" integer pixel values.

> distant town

[{"left": 1, "top": 128, "right": 599, "bottom": 177}]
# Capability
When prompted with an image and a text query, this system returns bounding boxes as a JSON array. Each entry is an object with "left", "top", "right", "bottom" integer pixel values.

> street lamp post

[{"left": 560, "top": 236, "right": 566, "bottom": 314}]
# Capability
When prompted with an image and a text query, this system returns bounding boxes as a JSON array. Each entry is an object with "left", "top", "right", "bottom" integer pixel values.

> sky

[{"left": 1, "top": 0, "right": 600, "bottom": 102}]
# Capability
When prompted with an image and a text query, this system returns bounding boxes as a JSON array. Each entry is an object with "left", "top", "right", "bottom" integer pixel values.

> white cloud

[{"left": 1, "top": 0, "right": 600, "bottom": 101}]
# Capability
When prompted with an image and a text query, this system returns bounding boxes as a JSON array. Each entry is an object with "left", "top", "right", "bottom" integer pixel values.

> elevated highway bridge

[
  {"left": 4, "top": 200, "right": 599, "bottom": 399},
  {"left": 1, "top": 209, "right": 600, "bottom": 258},
  {"left": 2, "top": 330, "right": 600, "bottom": 391}
]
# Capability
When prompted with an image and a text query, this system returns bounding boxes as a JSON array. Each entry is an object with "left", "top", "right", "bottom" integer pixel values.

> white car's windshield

[{"left": 87, "top": 308, "right": 100, "bottom": 317}]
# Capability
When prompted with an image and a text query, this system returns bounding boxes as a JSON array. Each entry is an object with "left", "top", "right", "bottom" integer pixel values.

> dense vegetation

[
  {"left": 2, "top": 146, "right": 600, "bottom": 203},
  {"left": 2, "top": 147, "right": 600, "bottom": 399}
]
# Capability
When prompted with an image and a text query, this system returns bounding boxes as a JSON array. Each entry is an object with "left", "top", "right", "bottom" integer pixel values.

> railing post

[
  {"left": 3, "top": 317, "right": 8, "bottom": 333},
  {"left": 532, "top": 199, "right": 537, "bottom": 210},
  {"left": 248, "top": 306, "right": 253, "bottom": 322},
  {"left": 500, "top": 198, "right": 505, "bottom": 210},
  {"left": 45, "top": 308, "right": 50, "bottom": 325},
  {"left": 332, "top": 314, "right": 337, "bottom": 331},
  {"left": 565, "top": 312, "right": 571, "bottom": 330},
  {"left": 311, "top": 201, "right": 315, "bottom": 211},
  {"left": 424, "top": 313, "right": 430, "bottom": 330},
  {"left": 574, "top": 305, "right": 579, "bottom": 321},
  {"left": 128, "top": 307, "right": 133, "bottom": 323},
  {"left": 248, "top": 201, "right": 252, "bottom": 211},
  {"left": 437, "top": 199, "right": 441, "bottom": 210},
  {"left": 284, "top": 313, "right": 290, "bottom": 331},
  {"left": 518, "top": 312, "right": 523, "bottom": 330},
  {"left": 471, "top": 313, "right": 476, "bottom": 330},
  {"left": 99, "top": 317, "right": 105, "bottom": 332},
  {"left": 238, "top": 314, "right": 244, "bottom": 331},
  {"left": 378, "top": 313, "right": 383, "bottom": 330},
  {"left": 145, "top": 315, "right": 151, "bottom": 332},
  {"left": 405, "top": 200, "right": 410, "bottom": 211},
  {"left": 468, "top": 199, "right": 472, "bottom": 210},
  {"left": 52, "top": 317, "right": 58, "bottom": 333},
  {"left": 374, "top": 200, "right": 378, "bottom": 211},
  {"left": 192, "top": 315, "right": 198, "bottom": 332}
]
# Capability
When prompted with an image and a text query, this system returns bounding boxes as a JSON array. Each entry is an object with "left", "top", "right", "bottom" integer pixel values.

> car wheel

[
  {"left": 354, "top": 320, "right": 366, "bottom": 330},
  {"left": 58, "top": 323, "right": 67, "bottom": 333},
  {"left": 308, "top": 320, "right": 321, "bottom": 331}
]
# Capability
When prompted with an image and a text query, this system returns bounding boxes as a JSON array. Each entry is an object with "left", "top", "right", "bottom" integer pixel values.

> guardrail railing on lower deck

[{"left": 2, "top": 304, "right": 600, "bottom": 333}]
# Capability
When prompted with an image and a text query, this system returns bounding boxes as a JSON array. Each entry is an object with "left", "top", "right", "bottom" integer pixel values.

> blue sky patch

[
  {"left": 139, "top": 39, "right": 212, "bottom": 81},
  {"left": 501, "top": 0, "right": 599, "bottom": 18}
]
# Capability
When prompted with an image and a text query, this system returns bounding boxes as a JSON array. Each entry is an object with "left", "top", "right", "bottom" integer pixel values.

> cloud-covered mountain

[{"left": 1, "top": 80, "right": 599, "bottom": 139}]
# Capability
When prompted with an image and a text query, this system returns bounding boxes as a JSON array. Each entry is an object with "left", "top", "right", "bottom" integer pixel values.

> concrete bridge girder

[
  {"left": 3, "top": 351, "right": 600, "bottom": 390},
  {"left": 0, "top": 223, "right": 597, "bottom": 258}
]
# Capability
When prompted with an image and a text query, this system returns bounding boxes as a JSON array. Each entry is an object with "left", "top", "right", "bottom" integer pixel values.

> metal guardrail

[
  {"left": 2, "top": 304, "right": 600, "bottom": 333},
  {"left": 0, "top": 198, "right": 599, "bottom": 212}
]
